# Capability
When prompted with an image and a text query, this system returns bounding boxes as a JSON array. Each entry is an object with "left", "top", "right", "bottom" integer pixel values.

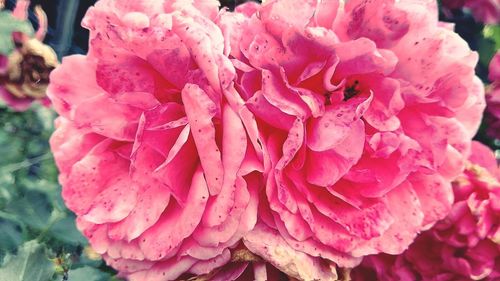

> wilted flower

[
  {"left": 220, "top": 0, "right": 485, "bottom": 277},
  {"left": 0, "top": 0, "right": 56, "bottom": 111},
  {"left": 351, "top": 141, "right": 500, "bottom": 281},
  {"left": 49, "top": 0, "right": 263, "bottom": 280}
]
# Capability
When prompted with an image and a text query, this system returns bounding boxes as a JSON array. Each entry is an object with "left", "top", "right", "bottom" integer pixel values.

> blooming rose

[
  {"left": 486, "top": 51, "right": 500, "bottom": 140},
  {"left": 49, "top": 0, "right": 264, "bottom": 280},
  {"left": 0, "top": 1, "right": 56, "bottom": 111},
  {"left": 219, "top": 0, "right": 485, "bottom": 277},
  {"left": 441, "top": 0, "right": 500, "bottom": 24},
  {"left": 351, "top": 141, "right": 500, "bottom": 281}
]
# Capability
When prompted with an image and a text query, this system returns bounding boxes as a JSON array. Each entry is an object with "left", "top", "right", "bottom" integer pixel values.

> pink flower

[
  {"left": 466, "top": 0, "right": 500, "bottom": 25},
  {"left": 351, "top": 141, "right": 500, "bottom": 281},
  {"left": 220, "top": 0, "right": 485, "bottom": 276},
  {"left": 48, "top": 1, "right": 264, "bottom": 280},
  {"left": 442, "top": 0, "right": 500, "bottom": 24},
  {"left": 489, "top": 52, "right": 500, "bottom": 82},
  {"left": 486, "top": 52, "right": 500, "bottom": 140}
]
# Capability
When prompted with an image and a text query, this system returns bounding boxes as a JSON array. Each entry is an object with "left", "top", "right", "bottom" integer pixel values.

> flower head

[
  {"left": 49, "top": 1, "right": 487, "bottom": 280},
  {"left": 442, "top": 0, "right": 500, "bottom": 24},
  {"left": 0, "top": 0, "right": 55, "bottom": 111},
  {"left": 221, "top": 0, "right": 485, "bottom": 276},
  {"left": 49, "top": 0, "right": 263, "bottom": 280},
  {"left": 351, "top": 141, "right": 500, "bottom": 281},
  {"left": 485, "top": 51, "right": 500, "bottom": 140}
]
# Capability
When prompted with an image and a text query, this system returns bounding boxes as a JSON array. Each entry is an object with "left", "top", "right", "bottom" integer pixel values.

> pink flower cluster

[
  {"left": 48, "top": 0, "right": 486, "bottom": 280},
  {"left": 351, "top": 141, "right": 500, "bottom": 281}
]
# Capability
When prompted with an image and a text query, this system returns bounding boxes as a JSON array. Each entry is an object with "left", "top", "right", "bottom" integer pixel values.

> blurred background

[{"left": 0, "top": 1, "right": 498, "bottom": 280}]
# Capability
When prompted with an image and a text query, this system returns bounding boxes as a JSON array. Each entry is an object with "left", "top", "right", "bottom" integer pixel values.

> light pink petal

[
  {"left": 128, "top": 256, "right": 197, "bottom": 281},
  {"left": 189, "top": 249, "right": 231, "bottom": 275},
  {"left": 339, "top": 0, "right": 410, "bottom": 48},
  {"left": 307, "top": 94, "right": 371, "bottom": 152},
  {"left": 47, "top": 55, "right": 100, "bottom": 117},
  {"left": 203, "top": 104, "right": 247, "bottom": 226},
  {"left": 306, "top": 118, "right": 365, "bottom": 187},
  {"left": 63, "top": 141, "right": 129, "bottom": 215},
  {"left": 244, "top": 223, "right": 339, "bottom": 281},
  {"left": 182, "top": 84, "right": 223, "bottom": 195},
  {"left": 73, "top": 94, "right": 142, "bottom": 141},
  {"left": 468, "top": 141, "right": 499, "bottom": 176},
  {"left": 235, "top": 1, "right": 260, "bottom": 17},
  {"left": 258, "top": 0, "right": 316, "bottom": 38},
  {"left": 352, "top": 181, "right": 424, "bottom": 256},
  {"left": 107, "top": 184, "right": 171, "bottom": 241},
  {"left": 82, "top": 177, "right": 138, "bottom": 224},
  {"left": 139, "top": 167, "right": 208, "bottom": 260},
  {"left": 410, "top": 173, "right": 454, "bottom": 228}
]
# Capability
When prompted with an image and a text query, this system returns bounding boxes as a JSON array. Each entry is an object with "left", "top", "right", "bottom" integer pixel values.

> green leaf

[
  {"left": 483, "top": 25, "right": 500, "bottom": 50},
  {"left": 0, "top": 240, "right": 55, "bottom": 281},
  {"left": 66, "top": 266, "right": 112, "bottom": 281},
  {"left": 0, "top": 10, "right": 34, "bottom": 55},
  {"left": 4, "top": 191, "right": 52, "bottom": 231},
  {"left": 0, "top": 220, "right": 23, "bottom": 258},
  {"left": 49, "top": 216, "right": 87, "bottom": 245},
  {"left": 478, "top": 37, "right": 496, "bottom": 68}
]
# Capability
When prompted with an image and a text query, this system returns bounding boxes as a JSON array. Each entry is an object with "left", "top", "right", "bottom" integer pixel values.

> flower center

[{"left": 343, "top": 80, "right": 360, "bottom": 101}]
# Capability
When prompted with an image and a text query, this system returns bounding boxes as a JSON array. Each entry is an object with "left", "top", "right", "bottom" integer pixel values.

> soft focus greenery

[
  {"left": 0, "top": 10, "right": 34, "bottom": 55},
  {"left": 0, "top": 105, "right": 117, "bottom": 280}
]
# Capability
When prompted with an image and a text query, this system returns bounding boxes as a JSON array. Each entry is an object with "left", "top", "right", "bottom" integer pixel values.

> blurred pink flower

[
  {"left": 49, "top": 0, "right": 264, "bottom": 280},
  {"left": 220, "top": 0, "right": 485, "bottom": 277},
  {"left": 351, "top": 141, "right": 500, "bottom": 281},
  {"left": 486, "top": 52, "right": 500, "bottom": 140},
  {"left": 442, "top": 0, "right": 500, "bottom": 24}
]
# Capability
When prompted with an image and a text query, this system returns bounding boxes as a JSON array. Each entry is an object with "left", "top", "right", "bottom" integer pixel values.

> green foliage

[
  {"left": 479, "top": 25, "right": 500, "bottom": 72},
  {"left": 0, "top": 10, "right": 34, "bottom": 55},
  {"left": 66, "top": 267, "right": 112, "bottom": 281},
  {"left": 0, "top": 104, "right": 118, "bottom": 280},
  {"left": 0, "top": 240, "right": 55, "bottom": 281}
]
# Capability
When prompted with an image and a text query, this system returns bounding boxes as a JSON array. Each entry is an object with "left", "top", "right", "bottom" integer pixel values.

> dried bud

[{"left": 2, "top": 38, "right": 57, "bottom": 101}]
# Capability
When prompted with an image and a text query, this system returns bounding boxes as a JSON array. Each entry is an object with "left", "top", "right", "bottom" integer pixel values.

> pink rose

[
  {"left": 442, "top": 0, "right": 467, "bottom": 10},
  {"left": 220, "top": 0, "right": 485, "bottom": 276},
  {"left": 352, "top": 141, "right": 500, "bottom": 281},
  {"left": 466, "top": 0, "right": 500, "bottom": 25},
  {"left": 486, "top": 52, "right": 500, "bottom": 140},
  {"left": 442, "top": 0, "right": 500, "bottom": 24},
  {"left": 49, "top": 1, "right": 264, "bottom": 280}
]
